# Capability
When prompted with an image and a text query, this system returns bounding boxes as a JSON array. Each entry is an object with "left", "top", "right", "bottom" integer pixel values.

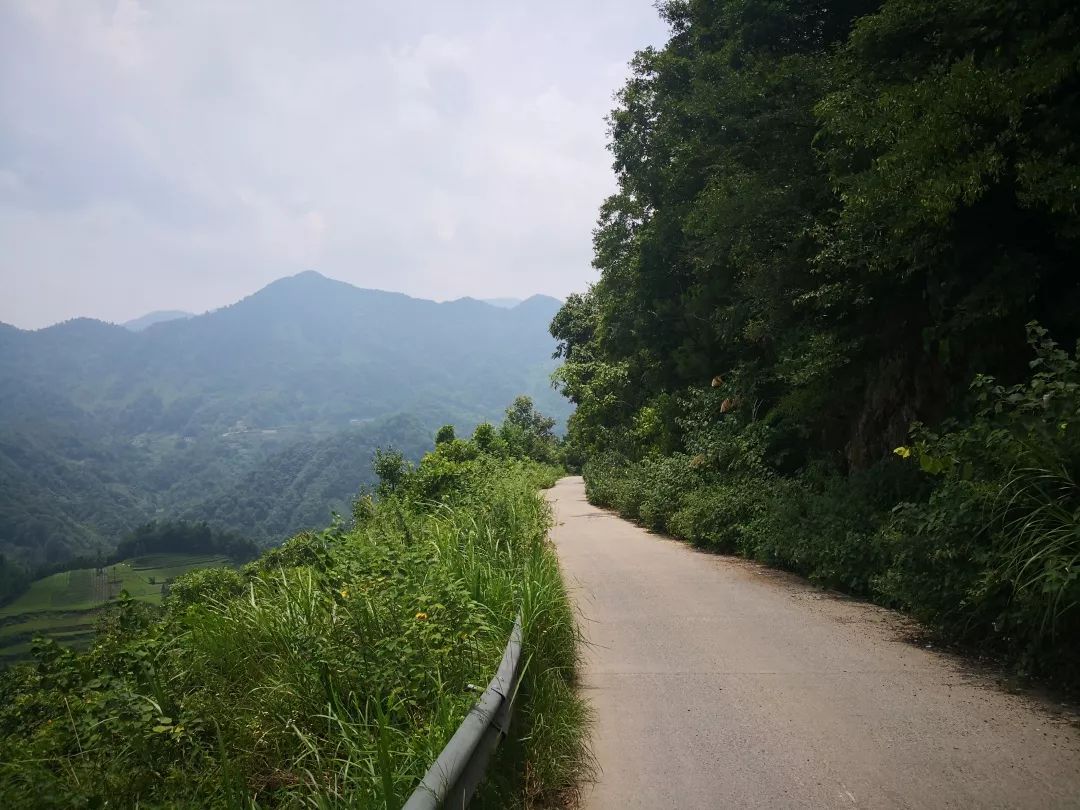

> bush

[
  {"left": 166, "top": 566, "right": 246, "bottom": 612},
  {"left": 581, "top": 453, "right": 628, "bottom": 509},
  {"left": 743, "top": 468, "right": 894, "bottom": 594},
  {"left": 884, "top": 325, "right": 1080, "bottom": 677},
  {"left": 668, "top": 476, "right": 769, "bottom": 552},
  {"left": 634, "top": 455, "right": 699, "bottom": 533}
]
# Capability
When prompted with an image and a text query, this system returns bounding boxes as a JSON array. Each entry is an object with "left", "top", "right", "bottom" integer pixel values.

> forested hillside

[
  {"left": 0, "top": 410, "right": 587, "bottom": 808},
  {"left": 553, "top": 0, "right": 1080, "bottom": 683},
  {"left": 0, "top": 272, "right": 568, "bottom": 578},
  {"left": 0, "top": 271, "right": 566, "bottom": 437}
]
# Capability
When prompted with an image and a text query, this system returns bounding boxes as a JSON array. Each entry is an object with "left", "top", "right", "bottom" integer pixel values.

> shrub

[
  {"left": 166, "top": 566, "right": 246, "bottom": 613},
  {"left": 743, "top": 469, "right": 893, "bottom": 593},
  {"left": 634, "top": 454, "right": 698, "bottom": 533},
  {"left": 668, "top": 476, "right": 769, "bottom": 552},
  {"left": 886, "top": 324, "right": 1080, "bottom": 677}
]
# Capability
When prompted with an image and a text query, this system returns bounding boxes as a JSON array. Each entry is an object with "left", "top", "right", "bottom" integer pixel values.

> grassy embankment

[{"left": 0, "top": 435, "right": 589, "bottom": 808}]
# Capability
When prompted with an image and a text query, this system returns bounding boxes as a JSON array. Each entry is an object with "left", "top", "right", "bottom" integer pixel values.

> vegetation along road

[{"left": 548, "top": 477, "right": 1080, "bottom": 809}]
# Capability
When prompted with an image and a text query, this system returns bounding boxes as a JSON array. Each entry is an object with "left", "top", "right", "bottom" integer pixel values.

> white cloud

[{"left": 0, "top": 0, "right": 668, "bottom": 328}]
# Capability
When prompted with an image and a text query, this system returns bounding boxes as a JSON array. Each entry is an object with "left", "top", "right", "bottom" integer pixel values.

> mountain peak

[
  {"left": 513, "top": 294, "right": 563, "bottom": 316},
  {"left": 44, "top": 317, "right": 127, "bottom": 333},
  {"left": 261, "top": 270, "right": 338, "bottom": 292},
  {"left": 443, "top": 296, "right": 495, "bottom": 310},
  {"left": 290, "top": 269, "right": 330, "bottom": 282},
  {"left": 242, "top": 271, "right": 356, "bottom": 306}
]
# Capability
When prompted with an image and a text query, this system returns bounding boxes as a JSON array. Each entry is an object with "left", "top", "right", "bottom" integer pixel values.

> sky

[{"left": 0, "top": 0, "right": 669, "bottom": 329}]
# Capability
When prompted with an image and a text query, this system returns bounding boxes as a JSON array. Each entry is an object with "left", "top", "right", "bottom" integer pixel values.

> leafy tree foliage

[
  {"left": 498, "top": 396, "right": 560, "bottom": 464},
  {"left": 555, "top": 0, "right": 1079, "bottom": 469},
  {"left": 472, "top": 422, "right": 497, "bottom": 452},
  {"left": 554, "top": 0, "right": 1080, "bottom": 682},
  {"left": 372, "top": 447, "right": 409, "bottom": 498}
]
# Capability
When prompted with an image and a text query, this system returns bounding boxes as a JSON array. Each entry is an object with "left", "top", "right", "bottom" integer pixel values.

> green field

[{"left": 0, "top": 554, "right": 232, "bottom": 661}]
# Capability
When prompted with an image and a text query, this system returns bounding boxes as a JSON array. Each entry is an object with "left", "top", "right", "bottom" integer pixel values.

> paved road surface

[{"left": 547, "top": 476, "right": 1080, "bottom": 809}]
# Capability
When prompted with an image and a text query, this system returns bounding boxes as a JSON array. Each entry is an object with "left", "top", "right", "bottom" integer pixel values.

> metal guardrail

[{"left": 402, "top": 614, "right": 524, "bottom": 810}]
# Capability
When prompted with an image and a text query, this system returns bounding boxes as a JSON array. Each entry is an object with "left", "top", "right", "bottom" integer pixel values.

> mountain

[
  {"left": 122, "top": 310, "right": 194, "bottom": 331},
  {"left": 0, "top": 272, "right": 568, "bottom": 437},
  {"left": 0, "top": 272, "right": 569, "bottom": 573},
  {"left": 482, "top": 297, "right": 523, "bottom": 308},
  {"left": 512, "top": 294, "right": 563, "bottom": 315}
]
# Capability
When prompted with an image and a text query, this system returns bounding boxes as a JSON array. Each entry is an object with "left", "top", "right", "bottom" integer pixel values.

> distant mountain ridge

[
  {"left": 1, "top": 272, "right": 568, "bottom": 434},
  {"left": 0, "top": 272, "right": 569, "bottom": 571},
  {"left": 122, "top": 310, "right": 194, "bottom": 331}
]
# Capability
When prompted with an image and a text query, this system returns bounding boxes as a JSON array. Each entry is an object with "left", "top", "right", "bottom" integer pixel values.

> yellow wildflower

[
  {"left": 339, "top": 588, "right": 350, "bottom": 599},
  {"left": 415, "top": 611, "right": 428, "bottom": 621},
  {"left": 893, "top": 446, "right": 912, "bottom": 459}
]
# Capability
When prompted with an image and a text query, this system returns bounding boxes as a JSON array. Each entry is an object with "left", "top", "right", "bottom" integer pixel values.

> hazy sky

[{"left": 0, "top": 1, "right": 668, "bottom": 329}]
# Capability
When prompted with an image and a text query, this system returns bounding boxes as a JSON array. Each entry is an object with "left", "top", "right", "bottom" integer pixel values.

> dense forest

[
  {"left": 111, "top": 521, "right": 258, "bottom": 565},
  {"left": 552, "top": 0, "right": 1080, "bottom": 682},
  {"left": 0, "top": 272, "right": 568, "bottom": 578}
]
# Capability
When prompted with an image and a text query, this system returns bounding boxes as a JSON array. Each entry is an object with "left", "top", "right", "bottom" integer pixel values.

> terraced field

[{"left": 0, "top": 554, "right": 233, "bottom": 661}]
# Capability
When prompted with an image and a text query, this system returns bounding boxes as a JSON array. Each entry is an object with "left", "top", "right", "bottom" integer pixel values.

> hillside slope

[{"left": 0, "top": 273, "right": 568, "bottom": 570}]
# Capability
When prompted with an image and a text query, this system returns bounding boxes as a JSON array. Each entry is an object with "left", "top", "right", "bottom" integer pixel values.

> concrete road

[{"left": 547, "top": 476, "right": 1080, "bottom": 809}]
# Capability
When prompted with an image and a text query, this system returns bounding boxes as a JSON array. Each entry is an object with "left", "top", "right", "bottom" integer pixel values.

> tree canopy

[{"left": 554, "top": 0, "right": 1080, "bottom": 471}]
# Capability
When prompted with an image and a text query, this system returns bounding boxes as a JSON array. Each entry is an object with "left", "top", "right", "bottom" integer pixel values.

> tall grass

[
  {"left": 0, "top": 454, "right": 588, "bottom": 808},
  {"left": 992, "top": 461, "right": 1080, "bottom": 641}
]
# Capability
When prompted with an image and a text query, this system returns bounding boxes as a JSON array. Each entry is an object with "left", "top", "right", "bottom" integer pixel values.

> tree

[
  {"left": 373, "top": 447, "right": 409, "bottom": 497},
  {"left": 552, "top": 0, "right": 1080, "bottom": 471},
  {"left": 503, "top": 396, "right": 556, "bottom": 436},
  {"left": 499, "top": 396, "right": 558, "bottom": 463},
  {"left": 472, "top": 422, "right": 497, "bottom": 452},
  {"left": 434, "top": 424, "right": 456, "bottom": 445}
]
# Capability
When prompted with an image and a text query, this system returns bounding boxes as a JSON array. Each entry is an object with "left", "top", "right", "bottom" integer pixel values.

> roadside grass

[
  {"left": 0, "top": 455, "right": 589, "bottom": 808},
  {"left": 421, "top": 464, "right": 592, "bottom": 809}
]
